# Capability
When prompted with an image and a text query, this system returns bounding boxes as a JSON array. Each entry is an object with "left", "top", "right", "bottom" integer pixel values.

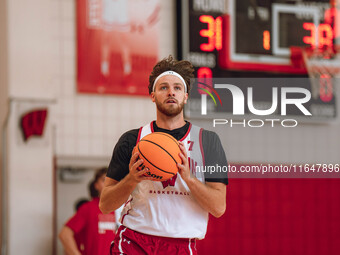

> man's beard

[{"left": 155, "top": 97, "right": 185, "bottom": 117}]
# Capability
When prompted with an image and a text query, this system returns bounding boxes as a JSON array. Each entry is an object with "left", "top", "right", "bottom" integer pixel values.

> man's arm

[
  {"left": 99, "top": 150, "right": 152, "bottom": 214},
  {"left": 177, "top": 141, "right": 227, "bottom": 218},
  {"left": 58, "top": 226, "right": 81, "bottom": 255},
  {"left": 99, "top": 176, "right": 136, "bottom": 214}
]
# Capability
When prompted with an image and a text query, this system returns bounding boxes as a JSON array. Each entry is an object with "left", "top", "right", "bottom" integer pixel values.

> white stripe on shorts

[
  {"left": 188, "top": 238, "right": 193, "bottom": 255},
  {"left": 118, "top": 227, "right": 127, "bottom": 254}
]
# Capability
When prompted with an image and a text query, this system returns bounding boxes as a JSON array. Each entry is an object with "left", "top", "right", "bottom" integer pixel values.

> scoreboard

[{"left": 177, "top": 0, "right": 338, "bottom": 122}]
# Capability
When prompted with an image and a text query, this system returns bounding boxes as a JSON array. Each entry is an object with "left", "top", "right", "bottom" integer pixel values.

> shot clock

[{"left": 177, "top": 0, "right": 337, "bottom": 122}]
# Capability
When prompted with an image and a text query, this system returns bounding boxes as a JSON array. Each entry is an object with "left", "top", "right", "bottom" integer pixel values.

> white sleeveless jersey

[{"left": 119, "top": 122, "right": 209, "bottom": 239}]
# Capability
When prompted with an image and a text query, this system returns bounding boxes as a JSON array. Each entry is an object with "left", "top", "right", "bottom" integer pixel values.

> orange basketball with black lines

[{"left": 134, "top": 132, "right": 181, "bottom": 181}]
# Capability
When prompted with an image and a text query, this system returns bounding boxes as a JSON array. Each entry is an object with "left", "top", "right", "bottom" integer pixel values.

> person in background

[
  {"left": 74, "top": 198, "right": 89, "bottom": 212},
  {"left": 71, "top": 198, "right": 90, "bottom": 253},
  {"left": 59, "top": 168, "right": 117, "bottom": 255}
]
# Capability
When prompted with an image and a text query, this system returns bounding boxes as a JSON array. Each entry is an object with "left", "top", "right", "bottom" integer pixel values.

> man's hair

[
  {"left": 148, "top": 55, "right": 195, "bottom": 95},
  {"left": 89, "top": 167, "right": 107, "bottom": 198}
]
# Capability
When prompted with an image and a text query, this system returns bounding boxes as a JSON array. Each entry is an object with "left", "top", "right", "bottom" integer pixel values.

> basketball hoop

[{"left": 302, "top": 46, "right": 340, "bottom": 101}]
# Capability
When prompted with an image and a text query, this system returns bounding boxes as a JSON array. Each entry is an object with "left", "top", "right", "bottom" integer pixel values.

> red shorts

[{"left": 111, "top": 226, "right": 198, "bottom": 255}]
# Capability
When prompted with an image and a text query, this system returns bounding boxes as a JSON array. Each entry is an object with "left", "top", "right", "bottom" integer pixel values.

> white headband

[{"left": 152, "top": 71, "right": 187, "bottom": 93}]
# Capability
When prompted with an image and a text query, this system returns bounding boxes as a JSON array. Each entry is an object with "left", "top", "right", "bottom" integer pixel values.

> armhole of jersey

[
  {"left": 179, "top": 123, "right": 192, "bottom": 141},
  {"left": 199, "top": 128, "right": 205, "bottom": 167},
  {"left": 136, "top": 127, "right": 143, "bottom": 144}
]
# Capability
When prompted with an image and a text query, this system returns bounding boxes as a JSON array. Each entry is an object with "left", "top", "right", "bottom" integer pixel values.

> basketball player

[
  {"left": 100, "top": 55, "right": 228, "bottom": 254},
  {"left": 59, "top": 168, "right": 117, "bottom": 255}
]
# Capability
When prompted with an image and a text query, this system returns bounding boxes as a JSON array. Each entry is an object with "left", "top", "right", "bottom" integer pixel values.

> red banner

[{"left": 77, "top": 0, "right": 160, "bottom": 96}]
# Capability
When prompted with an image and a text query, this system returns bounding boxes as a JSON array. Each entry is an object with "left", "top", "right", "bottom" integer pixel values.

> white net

[{"left": 302, "top": 47, "right": 340, "bottom": 100}]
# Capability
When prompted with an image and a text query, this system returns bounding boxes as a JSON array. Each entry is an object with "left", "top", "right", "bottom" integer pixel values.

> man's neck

[{"left": 155, "top": 113, "right": 186, "bottom": 130}]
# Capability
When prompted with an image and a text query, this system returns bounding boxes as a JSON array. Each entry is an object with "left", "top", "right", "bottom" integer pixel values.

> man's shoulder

[
  {"left": 200, "top": 128, "right": 219, "bottom": 139},
  {"left": 117, "top": 128, "right": 140, "bottom": 143},
  {"left": 121, "top": 128, "right": 140, "bottom": 137},
  {"left": 196, "top": 128, "right": 223, "bottom": 150},
  {"left": 186, "top": 124, "right": 221, "bottom": 145},
  {"left": 187, "top": 123, "right": 219, "bottom": 138}
]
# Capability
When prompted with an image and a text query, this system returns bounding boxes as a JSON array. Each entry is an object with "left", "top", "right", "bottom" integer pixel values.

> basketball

[{"left": 134, "top": 132, "right": 181, "bottom": 181}]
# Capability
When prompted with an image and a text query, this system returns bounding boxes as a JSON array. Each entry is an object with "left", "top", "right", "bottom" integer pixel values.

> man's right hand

[{"left": 126, "top": 148, "right": 153, "bottom": 184}]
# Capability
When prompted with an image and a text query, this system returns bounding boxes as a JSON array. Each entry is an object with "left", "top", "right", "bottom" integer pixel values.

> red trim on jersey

[
  {"left": 150, "top": 121, "right": 155, "bottom": 132},
  {"left": 121, "top": 198, "right": 133, "bottom": 224},
  {"left": 136, "top": 127, "right": 143, "bottom": 144},
  {"left": 179, "top": 123, "right": 192, "bottom": 141},
  {"left": 199, "top": 128, "right": 205, "bottom": 167},
  {"left": 121, "top": 209, "right": 131, "bottom": 225},
  {"left": 124, "top": 198, "right": 133, "bottom": 207}
]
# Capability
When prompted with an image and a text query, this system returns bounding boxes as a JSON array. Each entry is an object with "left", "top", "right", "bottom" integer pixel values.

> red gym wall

[{"left": 197, "top": 178, "right": 340, "bottom": 255}]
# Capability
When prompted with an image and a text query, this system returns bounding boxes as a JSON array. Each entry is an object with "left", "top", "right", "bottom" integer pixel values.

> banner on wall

[{"left": 77, "top": 0, "right": 160, "bottom": 96}]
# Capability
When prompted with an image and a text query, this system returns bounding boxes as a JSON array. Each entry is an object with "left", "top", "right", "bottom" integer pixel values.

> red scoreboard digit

[{"left": 199, "top": 15, "right": 222, "bottom": 51}]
